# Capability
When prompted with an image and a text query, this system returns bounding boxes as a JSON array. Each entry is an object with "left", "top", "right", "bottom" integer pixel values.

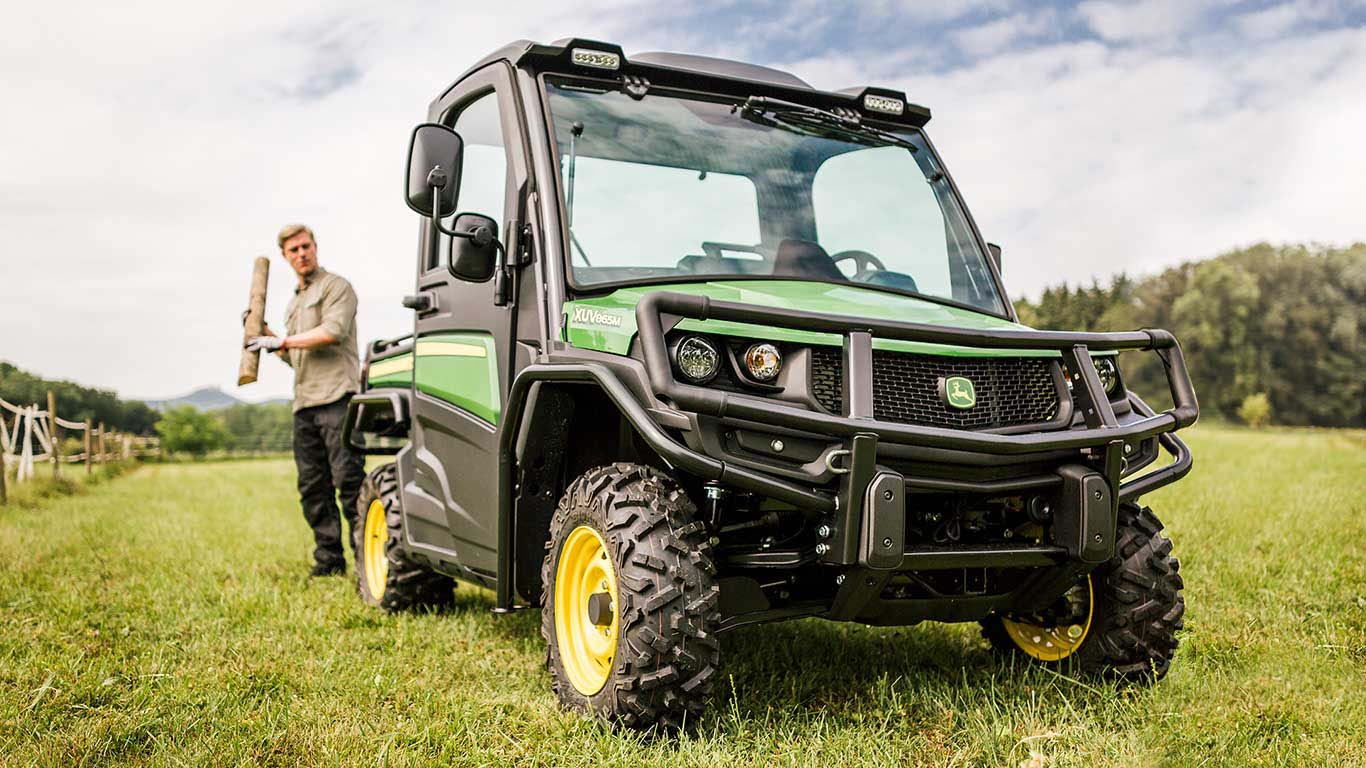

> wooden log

[
  {"left": 85, "top": 418, "right": 93, "bottom": 475},
  {"left": 47, "top": 391, "right": 59, "bottom": 479},
  {"left": 237, "top": 256, "right": 272, "bottom": 386}
]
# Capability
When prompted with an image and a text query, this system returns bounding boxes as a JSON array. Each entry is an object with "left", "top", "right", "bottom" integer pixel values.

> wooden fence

[{"left": 0, "top": 392, "right": 159, "bottom": 503}]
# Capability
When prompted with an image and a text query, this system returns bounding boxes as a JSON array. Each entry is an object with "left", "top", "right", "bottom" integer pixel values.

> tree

[
  {"left": 1015, "top": 243, "right": 1364, "bottom": 427},
  {"left": 154, "top": 407, "right": 229, "bottom": 458},
  {"left": 218, "top": 402, "right": 293, "bottom": 452}
]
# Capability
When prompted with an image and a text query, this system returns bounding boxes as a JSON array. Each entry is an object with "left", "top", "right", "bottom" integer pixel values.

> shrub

[{"left": 1238, "top": 393, "right": 1272, "bottom": 428}]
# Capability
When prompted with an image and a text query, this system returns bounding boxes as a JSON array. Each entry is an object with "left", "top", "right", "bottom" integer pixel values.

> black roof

[{"left": 437, "top": 38, "right": 930, "bottom": 126}]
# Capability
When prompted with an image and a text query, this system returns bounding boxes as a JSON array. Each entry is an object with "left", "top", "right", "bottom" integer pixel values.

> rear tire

[
  {"left": 541, "top": 463, "right": 721, "bottom": 730},
  {"left": 354, "top": 463, "right": 454, "bottom": 612},
  {"left": 982, "top": 502, "right": 1184, "bottom": 681}
]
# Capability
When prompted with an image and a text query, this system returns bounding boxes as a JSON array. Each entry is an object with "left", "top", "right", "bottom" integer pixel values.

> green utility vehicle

[{"left": 343, "top": 38, "right": 1198, "bottom": 729}]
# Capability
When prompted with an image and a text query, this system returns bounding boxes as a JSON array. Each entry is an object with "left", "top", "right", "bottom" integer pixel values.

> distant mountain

[{"left": 142, "top": 387, "right": 246, "bottom": 412}]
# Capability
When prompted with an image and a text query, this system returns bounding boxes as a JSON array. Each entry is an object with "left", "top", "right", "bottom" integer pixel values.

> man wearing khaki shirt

[{"left": 246, "top": 224, "right": 365, "bottom": 577}]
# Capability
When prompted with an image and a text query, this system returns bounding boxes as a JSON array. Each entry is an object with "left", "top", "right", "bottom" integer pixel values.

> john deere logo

[{"left": 941, "top": 376, "right": 976, "bottom": 409}]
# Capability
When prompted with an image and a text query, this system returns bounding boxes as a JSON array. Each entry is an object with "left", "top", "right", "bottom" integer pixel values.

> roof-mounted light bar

[
  {"left": 571, "top": 48, "right": 621, "bottom": 70},
  {"left": 863, "top": 93, "right": 905, "bottom": 116}
]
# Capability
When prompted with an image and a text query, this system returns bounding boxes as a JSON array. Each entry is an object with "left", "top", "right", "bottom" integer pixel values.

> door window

[{"left": 430, "top": 89, "right": 509, "bottom": 270}]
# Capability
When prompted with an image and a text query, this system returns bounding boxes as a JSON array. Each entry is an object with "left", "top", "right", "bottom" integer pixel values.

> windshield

[{"left": 544, "top": 77, "right": 1007, "bottom": 315}]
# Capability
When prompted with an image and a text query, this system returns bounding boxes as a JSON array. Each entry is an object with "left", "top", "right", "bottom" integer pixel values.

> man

[{"left": 246, "top": 224, "right": 365, "bottom": 577}]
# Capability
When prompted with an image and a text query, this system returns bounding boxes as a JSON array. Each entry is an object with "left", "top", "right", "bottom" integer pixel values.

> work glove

[{"left": 244, "top": 335, "right": 285, "bottom": 353}]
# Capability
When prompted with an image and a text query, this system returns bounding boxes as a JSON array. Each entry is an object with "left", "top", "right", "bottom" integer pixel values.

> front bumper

[{"left": 633, "top": 291, "right": 1197, "bottom": 572}]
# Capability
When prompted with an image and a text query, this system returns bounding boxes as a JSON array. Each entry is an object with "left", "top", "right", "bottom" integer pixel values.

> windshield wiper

[{"left": 735, "top": 96, "right": 917, "bottom": 152}]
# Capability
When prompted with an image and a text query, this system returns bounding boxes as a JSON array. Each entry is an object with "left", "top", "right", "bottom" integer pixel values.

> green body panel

[
  {"left": 365, "top": 351, "right": 413, "bottom": 388},
  {"left": 563, "top": 281, "right": 1055, "bottom": 358},
  {"left": 412, "top": 333, "right": 501, "bottom": 424}
]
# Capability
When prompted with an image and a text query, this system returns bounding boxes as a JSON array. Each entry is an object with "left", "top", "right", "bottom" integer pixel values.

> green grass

[
  {"left": 1, "top": 460, "right": 134, "bottom": 509},
  {"left": 2, "top": 425, "right": 1363, "bottom": 767}
]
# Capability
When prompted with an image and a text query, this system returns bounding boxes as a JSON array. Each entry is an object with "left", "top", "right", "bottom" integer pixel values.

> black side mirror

[
  {"left": 450, "top": 213, "right": 499, "bottom": 282},
  {"left": 406, "top": 123, "right": 463, "bottom": 217},
  {"left": 987, "top": 242, "right": 1002, "bottom": 272}
]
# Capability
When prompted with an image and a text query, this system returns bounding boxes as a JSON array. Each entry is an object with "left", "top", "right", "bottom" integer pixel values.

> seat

[{"left": 770, "top": 239, "right": 845, "bottom": 281}]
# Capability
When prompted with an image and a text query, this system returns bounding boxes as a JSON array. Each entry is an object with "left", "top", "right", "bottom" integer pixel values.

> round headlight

[
  {"left": 744, "top": 342, "right": 782, "bottom": 382},
  {"left": 675, "top": 336, "right": 720, "bottom": 383},
  {"left": 1093, "top": 357, "right": 1120, "bottom": 396}
]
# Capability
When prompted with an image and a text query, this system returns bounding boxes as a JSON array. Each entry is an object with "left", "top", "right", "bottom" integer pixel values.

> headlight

[
  {"left": 674, "top": 336, "right": 720, "bottom": 383},
  {"left": 743, "top": 343, "right": 782, "bottom": 382},
  {"left": 1093, "top": 357, "right": 1120, "bottom": 396}
]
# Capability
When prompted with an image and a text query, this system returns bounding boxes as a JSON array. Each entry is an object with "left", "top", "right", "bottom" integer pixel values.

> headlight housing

[
  {"left": 1093, "top": 356, "right": 1121, "bottom": 397},
  {"left": 674, "top": 335, "right": 721, "bottom": 384},
  {"left": 743, "top": 343, "right": 782, "bottom": 382}
]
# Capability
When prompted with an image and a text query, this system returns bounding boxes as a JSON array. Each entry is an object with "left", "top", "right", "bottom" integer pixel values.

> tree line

[
  {"left": 0, "top": 362, "right": 293, "bottom": 456},
  {"left": 0, "top": 362, "right": 159, "bottom": 434},
  {"left": 1014, "top": 242, "right": 1364, "bottom": 427}
]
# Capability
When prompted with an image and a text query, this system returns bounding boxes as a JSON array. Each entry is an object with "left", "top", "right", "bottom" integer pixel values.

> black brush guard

[{"left": 636, "top": 291, "right": 1195, "bottom": 593}]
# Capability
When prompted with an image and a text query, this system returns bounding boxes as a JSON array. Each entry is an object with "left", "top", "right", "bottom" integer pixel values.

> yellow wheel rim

[
  {"left": 554, "top": 525, "right": 619, "bottom": 696},
  {"left": 363, "top": 499, "right": 389, "bottom": 599},
  {"left": 1002, "top": 576, "right": 1094, "bottom": 661}
]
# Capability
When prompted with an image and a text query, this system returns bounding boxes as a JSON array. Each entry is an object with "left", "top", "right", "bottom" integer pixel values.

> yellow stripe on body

[
  {"left": 367, "top": 356, "right": 413, "bottom": 378},
  {"left": 415, "top": 340, "right": 487, "bottom": 358}
]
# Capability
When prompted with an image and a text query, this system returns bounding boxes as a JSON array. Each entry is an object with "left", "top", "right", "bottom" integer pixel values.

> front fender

[{"left": 342, "top": 388, "right": 411, "bottom": 454}]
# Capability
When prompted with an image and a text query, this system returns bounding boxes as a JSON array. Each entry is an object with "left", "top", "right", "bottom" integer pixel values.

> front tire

[
  {"left": 541, "top": 463, "right": 720, "bottom": 730},
  {"left": 354, "top": 463, "right": 454, "bottom": 612},
  {"left": 982, "top": 502, "right": 1185, "bottom": 681}
]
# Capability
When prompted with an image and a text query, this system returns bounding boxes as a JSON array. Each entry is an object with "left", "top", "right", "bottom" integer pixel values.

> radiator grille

[{"left": 809, "top": 347, "right": 1061, "bottom": 429}]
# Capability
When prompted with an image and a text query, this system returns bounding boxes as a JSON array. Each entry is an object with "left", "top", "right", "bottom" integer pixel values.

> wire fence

[{"left": 0, "top": 392, "right": 159, "bottom": 503}]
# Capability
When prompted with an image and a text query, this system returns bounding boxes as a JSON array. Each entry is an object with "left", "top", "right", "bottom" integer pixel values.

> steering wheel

[{"left": 831, "top": 249, "right": 886, "bottom": 276}]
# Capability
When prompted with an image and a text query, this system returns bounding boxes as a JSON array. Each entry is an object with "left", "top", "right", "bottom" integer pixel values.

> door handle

[{"left": 402, "top": 293, "right": 435, "bottom": 312}]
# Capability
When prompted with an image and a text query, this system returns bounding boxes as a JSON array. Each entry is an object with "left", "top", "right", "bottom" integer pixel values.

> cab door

[{"left": 401, "top": 63, "right": 525, "bottom": 580}]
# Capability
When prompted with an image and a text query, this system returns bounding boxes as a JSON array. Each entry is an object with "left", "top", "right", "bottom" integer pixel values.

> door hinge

[{"left": 516, "top": 223, "right": 534, "bottom": 266}]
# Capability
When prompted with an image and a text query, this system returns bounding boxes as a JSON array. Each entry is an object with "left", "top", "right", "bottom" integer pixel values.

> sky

[{"left": 3, "top": 0, "right": 1364, "bottom": 402}]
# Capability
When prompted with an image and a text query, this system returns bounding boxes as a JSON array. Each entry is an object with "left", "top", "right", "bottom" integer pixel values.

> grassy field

[{"left": 2, "top": 424, "right": 1363, "bottom": 767}]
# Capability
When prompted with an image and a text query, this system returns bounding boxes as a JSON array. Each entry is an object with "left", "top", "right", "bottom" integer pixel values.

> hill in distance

[{"left": 142, "top": 386, "right": 288, "bottom": 412}]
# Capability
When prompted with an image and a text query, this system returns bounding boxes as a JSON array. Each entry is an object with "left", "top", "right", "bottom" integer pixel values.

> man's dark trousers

[{"left": 293, "top": 395, "right": 366, "bottom": 569}]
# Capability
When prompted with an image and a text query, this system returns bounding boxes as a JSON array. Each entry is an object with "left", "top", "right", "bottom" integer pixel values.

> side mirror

[
  {"left": 406, "top": 123, "right": 463, "bottom": 217},
  {"left": 987, "top": 242, "right": 1002, "bottom": 272},
  {"left": 450, "top": 213, "right": 499, "bottom": 282}
]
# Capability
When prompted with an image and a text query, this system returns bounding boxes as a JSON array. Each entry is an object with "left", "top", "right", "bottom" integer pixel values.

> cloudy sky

[{"left": 3, "top": 0, "right": 1364, "bottom": 402}]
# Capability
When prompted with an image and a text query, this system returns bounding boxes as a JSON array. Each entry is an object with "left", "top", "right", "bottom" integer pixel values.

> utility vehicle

[{"left": 342, "top": 38, "right": 1197, "bottom": 729}]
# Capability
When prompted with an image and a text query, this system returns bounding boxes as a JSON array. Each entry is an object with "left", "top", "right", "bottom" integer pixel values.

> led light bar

[
  {"left": 863, "top": 94, "right": 905, "bottom": 116},
  {"left": 571, "top": 48, "right": 621, "bottom": 70}
]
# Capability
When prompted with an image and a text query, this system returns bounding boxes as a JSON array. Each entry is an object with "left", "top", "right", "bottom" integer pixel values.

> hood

[{"left": 562, "top": 280, "right": 1051, "bottom": 358}]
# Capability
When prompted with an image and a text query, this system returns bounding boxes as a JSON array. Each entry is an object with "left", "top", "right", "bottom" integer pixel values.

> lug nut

[
  {"left": 816, "top": 524, "right": 832, "bottom": 538},
  {"left": 770, "top": 439, "right": 785, "bottom": 452},
  {"left": 834, "top": 574, "right": 846, "bottom": 585},
  {"left": 815, "top": 543, "right": 830, "bottom": 555},
  {"left": 881, "top": 537, "right": 893, "bottom": 549},
  {"left": 1067, "top": 624, "right": 1084, "bottom": 639},
  {"left": 882, "top": 489, "right": 894, "bottom": 501}
]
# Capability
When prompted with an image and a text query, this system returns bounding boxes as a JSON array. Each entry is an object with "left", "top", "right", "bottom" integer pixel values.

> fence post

[
  {"left": 0, "top": 436, "right": 7, "bottom": 505},
  {"left": 85, "top": 418, "right": 93, "bottom": 476},
  {"left": 97, "top": 423, "right": 105, "bottom": 467},
  {"left": 47, "top": 391, "right": 60, "bottom": 479}
]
